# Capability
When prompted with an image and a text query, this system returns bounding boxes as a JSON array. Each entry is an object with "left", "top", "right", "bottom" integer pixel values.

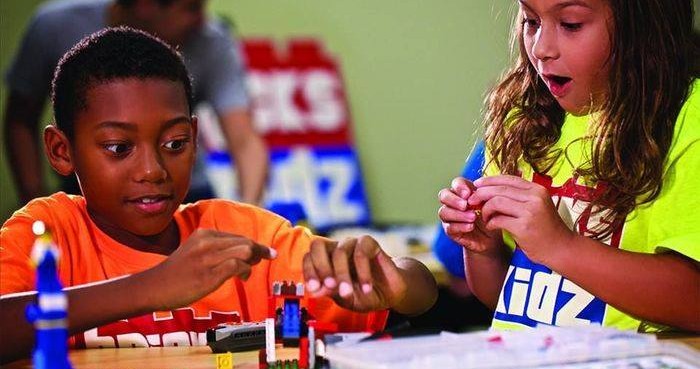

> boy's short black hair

[{"left": 51, "top": 26, "right": 193, "bottom": 140}]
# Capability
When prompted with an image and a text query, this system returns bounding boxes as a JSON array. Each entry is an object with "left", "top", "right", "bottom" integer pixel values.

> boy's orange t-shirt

[{"left": 0, "top": 192, "right": 387, "bottom": 348}]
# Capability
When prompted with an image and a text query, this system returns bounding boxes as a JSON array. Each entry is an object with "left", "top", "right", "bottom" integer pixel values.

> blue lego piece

[
  {"left": 25, "top": 221, "right": 72, "bottom": 369},
  {"left": 282, "top": 299, "right": 301, "bottom": 340}
]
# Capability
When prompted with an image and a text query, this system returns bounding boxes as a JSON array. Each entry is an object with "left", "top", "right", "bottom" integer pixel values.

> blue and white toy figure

[{"left": 25, "top": 220, "right": 72, "bottom": 369}]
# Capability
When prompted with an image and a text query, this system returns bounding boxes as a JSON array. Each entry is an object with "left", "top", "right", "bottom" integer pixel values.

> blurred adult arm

[
  {"left": 3, "top": 92, "right": 47, "bottom": 203},
  {"left": 4, "top": 6, "right": 61, "bottom": 204},
  {"left": 218, "top": 107, "right": 268, "bottom": 204},
  {"left": 198, "top": 22, "right": 268, "bottom": 204}
]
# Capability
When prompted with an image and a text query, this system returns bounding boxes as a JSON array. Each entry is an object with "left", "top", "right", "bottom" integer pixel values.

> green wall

[
  {"left": 0, "top": 0, "right": 514, "bottom": 225},
  {"left": 212, "top": 1, "right": 514, "bottom": 224}
]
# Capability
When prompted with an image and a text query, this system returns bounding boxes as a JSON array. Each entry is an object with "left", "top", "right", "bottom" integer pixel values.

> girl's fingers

[
  {"left": 480, "top": 195, "right": 528, "bottom": 222},
  {"left": 474, "top": 175, "right": 532, "bottom": 189},
  {"left": 451, "top": 177, "right": 476, "bottom": 198},
  {"left": 438, "top": 205, "right": 479, "bottom": 223},
  {"left": 470, "top": 185, "right": 531, "bottom": 205},
  {"left": 438, "top": 188, "right": 470, "bottom": 210},
  {"left": 444, "top": 222, "right": 475, "bottom": 235}
]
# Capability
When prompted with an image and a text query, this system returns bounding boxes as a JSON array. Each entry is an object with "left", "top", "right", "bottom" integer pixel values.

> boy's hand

[
  {"left": 438, "top": 176, "right": 502, "bottom": 256},
  {"left": 146, "top": 229, "right": 276, "bottom": 310},
  {"left": 302, "top": 236, "right": 408, "bottom": 313},
  {"left": 470, "top": 175, "right": 575, "bottom": 265}
]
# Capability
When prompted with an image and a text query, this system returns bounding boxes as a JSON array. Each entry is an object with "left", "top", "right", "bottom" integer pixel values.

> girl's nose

[{"left": 532, "top": 26, "right": 560, "bottom": 61}]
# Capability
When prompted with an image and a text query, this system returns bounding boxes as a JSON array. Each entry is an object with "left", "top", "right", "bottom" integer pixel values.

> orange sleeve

[
  {"left": 0, "top": 203, "right": 44, "bottom": 294},
  {"left": 1, "top": 194, "right": 87, "bottom": 295}
]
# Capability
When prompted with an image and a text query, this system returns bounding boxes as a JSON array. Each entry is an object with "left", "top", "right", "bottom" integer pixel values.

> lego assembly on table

[{"left": 207, "top": 281, "right": 343, "bottom": 369}]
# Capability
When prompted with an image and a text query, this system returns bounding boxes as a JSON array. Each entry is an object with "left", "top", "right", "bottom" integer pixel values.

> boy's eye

[
  {"left": 561, "top": 22, "right": 583, "bottom": 31},
  {"left": 104, "top": 143, "right": 131, "bottom": 156},
  {"left": 163, "top": 138, "right": 189, "bottom": 151}
]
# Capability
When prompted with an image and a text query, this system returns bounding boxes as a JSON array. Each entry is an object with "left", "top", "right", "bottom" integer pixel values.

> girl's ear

[{"left": 44, "top": 125, "right": 74, "bottom": 176}]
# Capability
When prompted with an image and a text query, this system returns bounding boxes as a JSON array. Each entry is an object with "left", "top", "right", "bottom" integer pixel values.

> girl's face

[{"left": 520, "top": 0, "right": 613, "bottom": 115}]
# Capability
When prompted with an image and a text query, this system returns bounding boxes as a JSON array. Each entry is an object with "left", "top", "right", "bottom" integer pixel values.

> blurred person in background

[{"left": 3, "top": 0, "right": 268, "bottom": 206}]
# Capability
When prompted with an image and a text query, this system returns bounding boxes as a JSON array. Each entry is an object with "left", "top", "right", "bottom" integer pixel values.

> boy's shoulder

[
  {"left": 4, "top": 192, "right": 84, "bottom": 225},
  {"left": 1, "top": 192, "right": 86, "bottom": 247},
  {"left": 176, "top": 199, "right": 291, "bottom": 233}
]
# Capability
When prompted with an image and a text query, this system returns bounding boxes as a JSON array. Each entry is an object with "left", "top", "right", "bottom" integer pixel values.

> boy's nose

[
  {"left": 532, "top": 26, "right": 560, "bottom": 61},
  {"left": 134, "top": 148, "right": 167, "bottom": 183}
]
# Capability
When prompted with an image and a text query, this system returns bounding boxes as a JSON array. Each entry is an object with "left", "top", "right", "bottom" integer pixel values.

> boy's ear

[{"left": 44, "top": 125, "right": 74, "bottom": 176}]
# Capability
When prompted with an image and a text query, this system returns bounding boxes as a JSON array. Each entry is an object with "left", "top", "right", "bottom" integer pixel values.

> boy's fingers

[
  {"left": 375, "top": 252, "right": 404, "bottom": 290},
  {"left": 302, "top": 253, "right": 321, "bottom": 292},
  {"left": 217, "top": 242, "right": 276, "bottom": 265},
  {"left": 332, "top": 238, "right": 357, "bottom": 298},
  {"left": 310, "top": 238, "right": 337, "bottom": 289},
  {"left": 353, "top": 236, "right": 378, "bottom": 294},
  {"left": 248, "top": 244, "right": 277, "bottom": 263},
  {"left": 213, "top": 258, "right": 252, "bottom": 282}
]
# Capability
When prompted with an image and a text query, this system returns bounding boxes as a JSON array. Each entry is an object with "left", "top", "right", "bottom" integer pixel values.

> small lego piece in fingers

[{"left": 468, "top": 203, "right": 482, "bottom": 217}]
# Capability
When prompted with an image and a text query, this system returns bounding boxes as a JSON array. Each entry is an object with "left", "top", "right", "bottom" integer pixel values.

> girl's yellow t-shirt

[{"left": 487, "top": 79, "right": 700, "bottom": 332}]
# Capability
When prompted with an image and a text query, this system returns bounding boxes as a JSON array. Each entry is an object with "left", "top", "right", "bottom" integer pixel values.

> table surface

[{"left": 6, "top": 336, "right": 699, "bottom": 369}]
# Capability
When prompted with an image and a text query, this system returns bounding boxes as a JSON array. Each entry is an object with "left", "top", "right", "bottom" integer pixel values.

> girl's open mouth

[{"left": 543, "top": 74, "right": 573, "bottom": 97}]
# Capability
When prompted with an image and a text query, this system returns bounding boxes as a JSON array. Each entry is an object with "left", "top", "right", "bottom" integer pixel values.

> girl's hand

[
  {"left": 471, "top": 175, "right": 575, "bottom": 265},
  {"left": 302, "top": 236, "right": 408, "bottom": 313},
  {"left": 438, "top": 177, "right": 503, "bottom": 256},
  {"left": 147, "top": 229, "right": 276, "bottom": 310}
]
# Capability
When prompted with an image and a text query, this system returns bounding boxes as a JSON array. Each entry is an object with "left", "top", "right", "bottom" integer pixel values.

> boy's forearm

[
  {"left": 0, "top": 271, "right": 159, "bottom": 363},
  {"left": 547, "top": 236, "right": 700, "bottom": 332},
  {"left": 391, "top": 257, "right": 438, "bottom": 316},
  {"left": 464, "top": 246, "right": 511, "bottom": 311}
]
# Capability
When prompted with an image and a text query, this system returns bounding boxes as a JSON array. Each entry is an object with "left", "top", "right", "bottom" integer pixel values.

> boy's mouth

[
  {"left": 542, "top": 74, "right": 573, "bottom": 97},
  {"left": 127, "top": 194, "right": 173, "bottom": 214}
]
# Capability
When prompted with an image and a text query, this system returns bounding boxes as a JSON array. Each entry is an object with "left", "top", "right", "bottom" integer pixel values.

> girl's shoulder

[
  {"left": 673, "top": 78, "right": 700, "bottom": 134},
  {"left": 666, "top": 79, "right": 700, "bottom": 165}
]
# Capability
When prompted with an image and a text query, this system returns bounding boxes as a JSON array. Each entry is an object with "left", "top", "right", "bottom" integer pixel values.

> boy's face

[
  {"left": 519, "top": 0, "right": 612, "bottom": 115},
  {"left": 70, "top": 78, "right": 196, "bottom": 237}
]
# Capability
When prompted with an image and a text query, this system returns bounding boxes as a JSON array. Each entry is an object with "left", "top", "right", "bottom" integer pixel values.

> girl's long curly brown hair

[{"left": 485, "top": 0, "right": 698, "bottom": 240}]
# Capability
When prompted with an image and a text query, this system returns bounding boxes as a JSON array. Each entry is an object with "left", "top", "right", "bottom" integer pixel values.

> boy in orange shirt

[{"left": 0, "top": 27, "right": 437, "bottom": 363}]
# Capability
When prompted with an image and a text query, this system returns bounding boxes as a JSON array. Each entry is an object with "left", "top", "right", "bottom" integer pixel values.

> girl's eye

[
  {"left": 522, "top": 17, "right": 540, "bottom": 29},
  {"left": 163, "top": 139, "right": 189, "bottom": 151},
  {"left": 104, "top": 143, "right": 131, "bottom": 156},
  {"left": 561, "top": 22, "right": 583, "bottom": 31}
]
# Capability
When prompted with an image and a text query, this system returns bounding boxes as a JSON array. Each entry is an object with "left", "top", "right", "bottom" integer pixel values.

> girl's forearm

[
  {"left": 464, "top": 246, "right": 511, "bottom": 310},
  {"left": 547, "top": 236, "right": 700, "bottom": 332}
]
